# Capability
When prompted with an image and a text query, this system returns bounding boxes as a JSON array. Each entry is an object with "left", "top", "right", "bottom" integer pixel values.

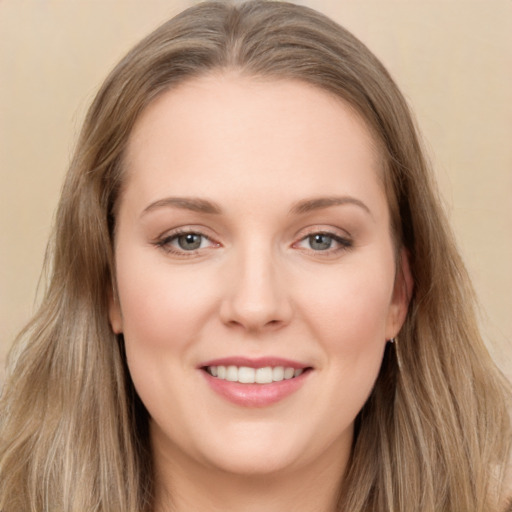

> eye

[
  {"left": 306, "top": 233, "right": 335, "bottom": 251},
  {"left": 174, "top": 233, "right": 206, "bottom": 251},
  {"left": 155, "top": 229, "right": 219, "bottom": 255},
  {"left": 295, "top": 231, "right": 352, "bottom": 253}
]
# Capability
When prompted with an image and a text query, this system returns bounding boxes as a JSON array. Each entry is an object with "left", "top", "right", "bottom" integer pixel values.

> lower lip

[{"left": 201, "top": 370, "right": 311, "bottom": 407}]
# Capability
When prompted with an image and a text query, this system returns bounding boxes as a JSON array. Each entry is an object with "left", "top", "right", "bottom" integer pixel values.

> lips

[{"left": 198, "top": 357, "right": 312, "bottom": 407}]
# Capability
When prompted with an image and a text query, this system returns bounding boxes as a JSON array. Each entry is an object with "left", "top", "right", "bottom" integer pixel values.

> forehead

[{"left": 122, "top": 72, "right": 385, "bottom": 207}]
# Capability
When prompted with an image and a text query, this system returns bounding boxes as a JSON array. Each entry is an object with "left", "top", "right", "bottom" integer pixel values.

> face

[{"left": 110, "top": 73, "right": 411, "bottom": 480}]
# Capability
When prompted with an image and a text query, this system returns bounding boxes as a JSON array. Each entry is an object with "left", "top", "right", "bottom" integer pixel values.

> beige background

[{"left": 1, "top": 1, "right": 511, "bottom": 380}]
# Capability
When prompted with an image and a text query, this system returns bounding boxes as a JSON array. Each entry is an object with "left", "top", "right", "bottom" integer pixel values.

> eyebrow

[
  {"left": 142, "top": 197, "right": 222, "bottom": 216},
  {"left": 289, "top": 196, "right": 373, "bottom": 217},
  {"left": 141, "top": 195, "right": 372, "bottom": 218}
]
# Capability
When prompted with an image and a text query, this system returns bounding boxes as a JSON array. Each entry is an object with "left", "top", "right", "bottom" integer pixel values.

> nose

[{"left": 219, "top": 244, "right": 293, "bottom": 332}]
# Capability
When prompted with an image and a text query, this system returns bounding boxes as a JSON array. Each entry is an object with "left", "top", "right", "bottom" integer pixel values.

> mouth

[
  {"left": 203, "top": 365, "right": 309, "bottom": 384},
  {"left": 199, "top": 357, "right": 313, "bottom": 407}
]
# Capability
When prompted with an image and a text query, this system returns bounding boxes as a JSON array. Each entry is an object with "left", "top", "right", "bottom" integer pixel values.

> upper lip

[{"left": 198, "top": 356, "right": 311, "bottom": 370}]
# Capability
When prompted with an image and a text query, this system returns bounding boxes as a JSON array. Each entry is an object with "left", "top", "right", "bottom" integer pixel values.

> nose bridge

[{"left": 221, "top": 237, "right": 291, "bottom": 330}]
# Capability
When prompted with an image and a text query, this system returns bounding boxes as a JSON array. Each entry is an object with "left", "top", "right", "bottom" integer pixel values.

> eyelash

[
  {"left": 154, "top": 229, "right": 219, "bottom": 256},
  {"left": 153, "top": 228, "right": 353, "bottom": 256},
  {"left": 293, "top": 231, "right": 353, "bottom": 255}
]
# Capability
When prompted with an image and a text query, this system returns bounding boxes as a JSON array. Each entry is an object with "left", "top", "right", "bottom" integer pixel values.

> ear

[
  {"left": 108, "top": 287, "right": 123, "bottom": 334},
  {"left": 385, "top": 248, "right": 413, "bottom": 340}
]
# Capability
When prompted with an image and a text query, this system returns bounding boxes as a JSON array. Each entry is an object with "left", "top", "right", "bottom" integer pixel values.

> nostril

[{"left": 264, "top": 319, "right": 287, "bottom": 330}]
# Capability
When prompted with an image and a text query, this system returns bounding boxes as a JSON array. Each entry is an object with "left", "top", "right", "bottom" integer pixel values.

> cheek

[
  {"left": 302, "top": 264, "right": 393, "bottom": 412},
  {"left": 114, "top": 254, "right": 221, "bottom": 430},
  {"left": 295, "top": 253, "right": 395, "bottom": 408},
  {"left": 115, "top": 251, "right": 221, "bottom": 353},
  {"left": 300, "top": 260, "right": 395, "bottom": 350}
]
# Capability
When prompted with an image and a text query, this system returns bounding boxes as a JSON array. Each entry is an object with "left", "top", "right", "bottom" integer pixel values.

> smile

[
  {"left": 199, "top": 357, "right": 313, "bottom": 407},
  {"left": 205, "top": 365, "right": 304, "bottom": 384}
]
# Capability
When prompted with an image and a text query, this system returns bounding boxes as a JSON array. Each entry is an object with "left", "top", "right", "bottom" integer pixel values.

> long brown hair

[{"left": 1, "top": 2, "right": 510, "bottom": 510}]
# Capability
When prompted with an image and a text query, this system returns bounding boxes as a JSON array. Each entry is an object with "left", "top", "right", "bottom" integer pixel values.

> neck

[{"left": 153, "top": 437, "right": 349, "bottom": 512}]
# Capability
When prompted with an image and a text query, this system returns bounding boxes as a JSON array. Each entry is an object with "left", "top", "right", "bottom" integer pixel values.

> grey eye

[
  {"left": 177, "top": 233, "right": 203, "bottom": 250},
  {"left": 308, "top": 234, "right": 333, "bottom": 251}
]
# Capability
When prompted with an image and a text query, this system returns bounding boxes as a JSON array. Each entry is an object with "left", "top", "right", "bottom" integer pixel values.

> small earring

[{"left": 388, "top": 337, "right": 396, "bottom": 344}]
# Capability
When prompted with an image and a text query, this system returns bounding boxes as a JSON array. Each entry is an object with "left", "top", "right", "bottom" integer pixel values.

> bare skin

[{"left": 110, "top": 72, "right": 411, "bottom": 512}]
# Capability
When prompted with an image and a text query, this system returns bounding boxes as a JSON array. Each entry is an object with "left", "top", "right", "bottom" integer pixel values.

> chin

[
  {"left": 202, "top": 444, "right": 303, "bottom": 477},
  {"left": 190, "top": 419, "right": 350, "bottom": 478}
]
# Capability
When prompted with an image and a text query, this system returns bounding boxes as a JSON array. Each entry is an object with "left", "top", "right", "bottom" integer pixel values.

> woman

[{"left": 0, "top": 1, "right": 510, "bottom": 510}]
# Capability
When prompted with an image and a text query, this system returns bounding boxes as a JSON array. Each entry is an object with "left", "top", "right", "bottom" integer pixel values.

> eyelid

[
  {"left": 153, "top": 226, "right": 221, "bottom": 255},
  {"left": 293, "top": 224, "right": 352, "bottom": 241},
  {"left": 292, "top": 225, "right": 353, "bottom": 254}
]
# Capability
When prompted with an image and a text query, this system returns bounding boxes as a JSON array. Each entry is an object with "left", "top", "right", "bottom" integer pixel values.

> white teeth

[
  {"left": 255, "top": 367, "right": 273, "bottom": 384},
  {"left": 226, "top": 365, "right": 238, "bottom": 382},
  {"left": 206, "top": 365, "right": 305, "bottom": 384},
  {"left": 238, "top": 366, "right": 255, "bottom": 383},
  {"left": 284, "top": 367, "right": 295, "bottom": 379},
  {"left": 272, "top": 366, "right": 284, "bottom": 381}
]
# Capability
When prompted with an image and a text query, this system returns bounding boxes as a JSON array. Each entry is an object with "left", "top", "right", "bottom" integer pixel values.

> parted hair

[{"left": 1, "top": 1, "right": 510, "bottom": 511}]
